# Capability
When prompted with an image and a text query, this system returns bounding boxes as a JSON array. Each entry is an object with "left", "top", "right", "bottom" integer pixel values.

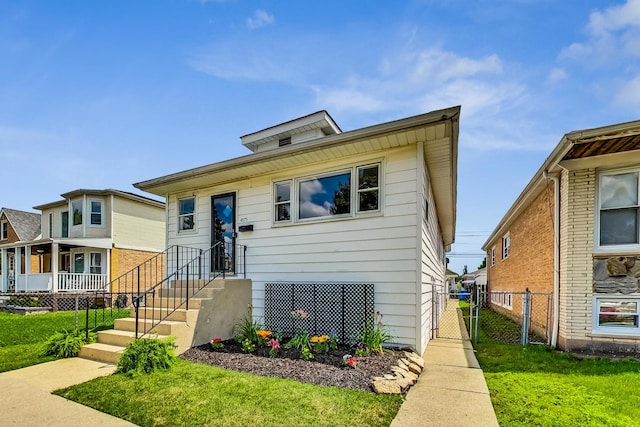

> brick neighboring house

[
  {"left": 0, "top": 189, "right": 166, "bottom": 293},
  {"left": 483, "top": 119, "right": 640, "bottom": 353}
]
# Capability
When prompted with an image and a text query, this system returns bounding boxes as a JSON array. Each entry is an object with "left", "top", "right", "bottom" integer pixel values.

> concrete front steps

[{"left": 78, "top": 279, "right": 252, "bottom": 365}]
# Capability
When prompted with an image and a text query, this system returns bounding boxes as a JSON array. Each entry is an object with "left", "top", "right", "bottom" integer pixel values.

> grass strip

[{"left": 55, "top": 359, "right": 402, "bottom": 427}]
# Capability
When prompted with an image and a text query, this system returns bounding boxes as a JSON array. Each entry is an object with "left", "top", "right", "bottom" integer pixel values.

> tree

[
  {"left": 462, "top": 265, "right": 468, "bottom": 275},
  {"left": 478, "top": 257, "right": 486, "bottom": 269}
]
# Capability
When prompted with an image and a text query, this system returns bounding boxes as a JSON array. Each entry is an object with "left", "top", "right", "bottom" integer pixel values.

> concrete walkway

[
  {"left": 391, "top": 301, "right": 499, "bottom": 427},
  {"left": 0, "top": 358, "right": 136, "bottom": 426}
]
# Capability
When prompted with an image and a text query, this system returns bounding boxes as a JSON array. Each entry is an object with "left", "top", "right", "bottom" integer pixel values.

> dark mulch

[{"left": 181, "top": 340, "right": 404, "bottom": 393}]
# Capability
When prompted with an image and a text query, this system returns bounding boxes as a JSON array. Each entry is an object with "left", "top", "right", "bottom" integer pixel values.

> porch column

[
  {"left": 106, "top": 248, "right": 111, "bottom": 291},
  {"left": 25, "top": 246, "right": 31, "bottom": 290},
  {"left": 15, "top": 247, "right": 21, "bottom": 291},
  {"left": 52, "top": 243, "right": 59, "bottom": 293},
  {"left": 1, "top": 249, "right": 6, "bottom": 292}
]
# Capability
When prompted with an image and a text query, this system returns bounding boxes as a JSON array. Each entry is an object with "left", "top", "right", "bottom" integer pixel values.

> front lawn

[
  {"left": 0, "top": 309, "right": 129, "bottom": 372},
  {"left": 55, "top": 359, "right": 402, "bottom": 427},
  {"left": 476, "top": 334, "right": 640, "bottom": 426}
]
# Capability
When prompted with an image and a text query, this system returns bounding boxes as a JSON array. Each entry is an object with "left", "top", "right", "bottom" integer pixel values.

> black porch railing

[{"left": 83, "top": 242, "right": 247, "bottom": 340}]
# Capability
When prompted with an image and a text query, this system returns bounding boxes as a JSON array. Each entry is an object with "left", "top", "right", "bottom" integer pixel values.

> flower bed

[{"left": 181, "top": 339, "right": 403, "bottom": 392}]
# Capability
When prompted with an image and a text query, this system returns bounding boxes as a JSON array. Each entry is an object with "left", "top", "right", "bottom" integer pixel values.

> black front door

[{"left": 211, "top": 193, "right": 236, "bottom": 274}]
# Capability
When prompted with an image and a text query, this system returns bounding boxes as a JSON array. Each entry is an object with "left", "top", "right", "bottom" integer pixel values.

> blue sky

[{"left": 2, "top": 1, "right": 640, "bottom": 274}]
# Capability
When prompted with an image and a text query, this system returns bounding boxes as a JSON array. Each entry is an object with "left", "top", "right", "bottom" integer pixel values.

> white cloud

[
  {"left": 587, "top": 0, "right": 640, "bottom": 36},
  {"left": 613, "top": 72, "right": 640, "bottom": 108},
  {"left": 547, "top": 67, "right": 568, "bottom": 84},
  {"left": 246, "top": 9, "right": 274, "bottom": 30}
]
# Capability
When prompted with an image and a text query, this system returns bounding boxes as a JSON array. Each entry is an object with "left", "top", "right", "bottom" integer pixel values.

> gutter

[{"left": 546, "top": 172, "right": 561, "bottom": 347}]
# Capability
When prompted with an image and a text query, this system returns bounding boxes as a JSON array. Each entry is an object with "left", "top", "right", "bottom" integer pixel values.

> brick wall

[
  {"left": 109, "top": 247, "right": 165, "bottom": 294},
  {"left": 486, "top": 181, "right": 555, "bottom": 334},
  {"left": 487, "top": 181, "right": 555, "bottom": 294}
]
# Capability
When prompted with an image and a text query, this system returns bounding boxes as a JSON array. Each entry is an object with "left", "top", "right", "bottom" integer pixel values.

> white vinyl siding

[
  {"left": 112, "top": 197, "right": 165, "bottom": 251},
  {"left": 165, "top": 146, "right": 422, "bottom": 349}
]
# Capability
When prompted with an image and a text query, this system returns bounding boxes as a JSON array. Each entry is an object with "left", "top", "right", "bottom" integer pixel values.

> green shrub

[
  {"left": 359, "top": 311, "right": 393, "bottom": 354},
  {"left": 117, "top": 337, "right": 177, "bottom": 377},
  {"left": 233, "top": 304, "right": 262, "bottom": 343},
  {"left": 43, "top": 329, "right": 96, "bottom": 358}
]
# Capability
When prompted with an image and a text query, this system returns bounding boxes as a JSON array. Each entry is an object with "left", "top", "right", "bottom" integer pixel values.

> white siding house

[{"left": 135, "top": 108, "right": 459, "bottom": 354}]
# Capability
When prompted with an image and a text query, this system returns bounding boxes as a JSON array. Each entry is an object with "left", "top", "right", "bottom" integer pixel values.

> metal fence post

[
  {"left": 522, "top": 288, "right": 531, "bottom": 345},
  {"left": 85, "top": 297, "right": 90, "bottom": 341},
  {"left": 474, "top": 285, "right": 480, "bottom": 344}
]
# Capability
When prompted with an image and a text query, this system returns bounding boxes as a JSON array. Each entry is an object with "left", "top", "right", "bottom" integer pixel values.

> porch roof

[
  {"left": 0, "top": 237, "right": 112, "bottom": 250},
  {"left": 135, "top": 106, "right": 460, "bottom": 246}
]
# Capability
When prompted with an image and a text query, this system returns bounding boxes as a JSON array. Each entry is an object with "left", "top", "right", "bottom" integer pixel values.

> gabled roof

[
  {"left": 135, "top": 106, "right": 460, "bottom": 246},
  {"left": 0, "top": 208, "right": 41, "bottom": 241},
  {"left": 482, "top": 119, "right": 640, "bottom": 250}
]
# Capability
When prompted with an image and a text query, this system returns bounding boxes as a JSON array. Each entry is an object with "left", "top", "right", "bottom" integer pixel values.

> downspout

[{"left": 549, "top": 173, "right": 560, "bottom": 347}]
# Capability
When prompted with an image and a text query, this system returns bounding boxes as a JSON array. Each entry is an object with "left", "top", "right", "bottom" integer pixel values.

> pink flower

[{"left": 267, "top": 339, "right": 280, "bottom": 350}]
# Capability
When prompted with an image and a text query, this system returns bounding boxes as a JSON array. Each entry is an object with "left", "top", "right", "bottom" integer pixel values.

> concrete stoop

[{"left": 78, "top": 278, "right": 252, "bottom": 364}]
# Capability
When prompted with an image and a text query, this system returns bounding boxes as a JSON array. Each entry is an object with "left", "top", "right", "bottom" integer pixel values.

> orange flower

[{"left": 257, "top": 330, "right": 272, "bottom": 340}]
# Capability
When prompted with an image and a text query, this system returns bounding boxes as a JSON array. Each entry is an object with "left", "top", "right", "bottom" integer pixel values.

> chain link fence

[
  {"left": 435, "top": 287, "right": 553, "bottom": 345},
  {"left": 0, "top": 291, "right": 131, "bottom": 334}
]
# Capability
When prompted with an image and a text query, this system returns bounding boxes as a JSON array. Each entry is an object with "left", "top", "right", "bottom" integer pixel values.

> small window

[
  {"left": 298, "top": 171, "right": 351, "bottom": 220},
  {"left": 595, "top": 298, "right": 640, "bottom": 332},
  {"left": 178, "top": 197, "right": 195, "bottom": 231},
  {"left": 90, "top": 200, "right": 103, "bottom": 226},
  {"left": 90, "top": 253, "right": 102, "bottom": 274},
  {"left": 48, "top": 213, "right": 53, "bottom": 238},
  {"left": 0, "top": 220, "right": 7, "bottom": 240},
  {"left": 490, "top": 246, "right": 496, "bottom": 266},
  {"left": 279, "top": 137, "right": 292, "bottom": 147},
  {"left": 72, "top": 200, "right": 83, "bottom": 226},
  {"left": 502, "top": 234, "right": 510, "bottom": 259},
  {"left": 274, "top": 181, "right": 291, "bottom": 222},
  {"left": 61, "top": 211, "right": 69, "bottom": 238},
  {"left": 357, "top": 165, "right": 379, "bottom": 212}
]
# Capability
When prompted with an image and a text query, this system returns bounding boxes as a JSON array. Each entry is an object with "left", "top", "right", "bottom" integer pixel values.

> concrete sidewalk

[
  {"left": 391, "top": 302, "right": 499, "bottom": 427},
  {"left": 0, "top": 358, "right": 136, "bottom": 426}
]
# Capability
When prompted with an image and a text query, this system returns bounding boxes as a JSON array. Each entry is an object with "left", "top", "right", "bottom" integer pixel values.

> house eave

[{"left": 135, "top": 106, "right": 460, "bottom": 245}]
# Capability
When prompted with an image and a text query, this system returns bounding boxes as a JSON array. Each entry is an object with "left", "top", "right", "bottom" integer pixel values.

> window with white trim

[
  {"left": 490, "top": 291, "right": 513, "bottom": 310},
  {"left": 273, "top": 163, "right": 381, "bottom": 224},
  {"left": 490, "top": 246, "right": 496, "bottom": 266},
  {"left": 0, "top": 220, "right": 7, "bottom": 240},
  {"left": 72, "top": 200, "right": 83, "bottom": 226},
  {"left": 90, "top": 252, "right": 102, "bottom": 274},
  {"left": 48, "top": 213, "right": 53, "bottom": 238},
  {"left": 274, "top": 181, "right": 291, "bottom": 222},
  {"left": 61, "top": 211, "right": 69, "bottom": 238},
  {"left": 598, "top": 170, "right": 640, "bottom": 248},
  {"left": 502, "top": 234, "right": 510, "bottom": 259},
  {"left": 178, "top": 197, "right": 195, "bottom": 231},
  {"left": 89, "top": 200, "right": 103, "bottom": 226},
  {"left": 594, "top": 297, "right": 640, "bottom": 335}
]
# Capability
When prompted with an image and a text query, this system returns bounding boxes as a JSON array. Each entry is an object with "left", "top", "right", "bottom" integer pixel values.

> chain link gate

[{"left": 433, "top": 284, "right": 552, "bottom": 345}]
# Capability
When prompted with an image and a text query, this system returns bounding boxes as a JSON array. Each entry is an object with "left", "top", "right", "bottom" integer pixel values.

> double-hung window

[
  {"left": 502, "top": 234, "right": 510, "bottom": 259},
  {"left": 0, "top": 220, "right": 7, "bottom": 240},
  {"left": 598, "top": 171, "right": 640, "bottom": 247},
  {"left": 490, "top": 246, "right": 496, "bottom": 266},
  {"left": 178, "top": 197, "right": 195, "bottom": 231},
  {"left": 90, "top": 253, "right": 102, "bottom": 274},
  {"left": 89, "top": 200, "right": 103, "bottom": 226},
  {"left": 273, "top": 163, "right": 381, "bottom": 224}
]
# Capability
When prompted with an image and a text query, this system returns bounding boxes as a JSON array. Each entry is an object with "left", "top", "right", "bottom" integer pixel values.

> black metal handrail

[{"left": 84, "top": 243, "right": 247, "bottom": 340}]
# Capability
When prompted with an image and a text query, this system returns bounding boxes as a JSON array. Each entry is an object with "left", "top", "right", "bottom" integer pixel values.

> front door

[{"left": 211, "top": 193, "right": 236, "bottom": 274}]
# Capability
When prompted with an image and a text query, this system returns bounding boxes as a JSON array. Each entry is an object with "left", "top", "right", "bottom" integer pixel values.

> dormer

[{"left": 241, "top": 110, "right": 341, "bottom": 153}]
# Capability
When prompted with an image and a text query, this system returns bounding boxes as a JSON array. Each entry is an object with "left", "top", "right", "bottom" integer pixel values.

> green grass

[
  {"left": 0, "top": 309, "right": 130, "bottom": 372},
  {"left": 476, "top": 339, "right": 640, "bottom": 426},
  {"left": 55, "top": 359, "right": 403, "bottom": 427}
]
